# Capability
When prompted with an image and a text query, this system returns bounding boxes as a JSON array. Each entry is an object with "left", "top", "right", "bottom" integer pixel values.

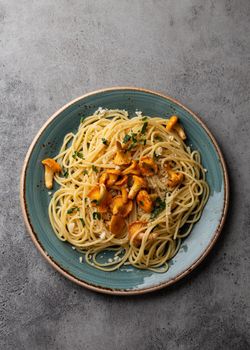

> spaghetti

[{"left": 47, "top": 108, "right": 209, "bottom": 272}]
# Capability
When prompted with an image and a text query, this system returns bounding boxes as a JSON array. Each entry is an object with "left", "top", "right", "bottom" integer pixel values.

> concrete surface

[{"left": 0, "top": 0, "right": 250, "bottom": 349}]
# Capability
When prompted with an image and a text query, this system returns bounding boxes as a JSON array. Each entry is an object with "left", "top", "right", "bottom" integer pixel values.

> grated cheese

[
  {"left": 67, "top": 222, "right": 75, "bottom": 233},
  {"left": 99, "top": 232, "right": 106, "bottom": 240}
]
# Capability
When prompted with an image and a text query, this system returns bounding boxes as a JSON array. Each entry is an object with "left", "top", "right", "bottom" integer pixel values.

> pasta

[{"left": 46, "top": 108, "right": 209, "bottom": 272}]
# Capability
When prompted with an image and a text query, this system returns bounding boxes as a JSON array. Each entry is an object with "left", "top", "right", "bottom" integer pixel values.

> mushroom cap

[
  {"left": 128, "top": 175, "right": 147, "bottom": 200},
  {"left": 42, "top": 158, "right": 62, "bottom": 172},
  {"left": 122, "top": 160, "right": 141, "bottom": 176},
  {"left": 115, "top": 175, "right": 128, "bottom": 186},
  {"left": 113, "top": 141, "right": 131, "bottom": 166},
  {"left": 136, "top": 190, "right": 153, "bottom": 213},
  {"left": 110, "top": 215, "right": 126, "bottom": 236},
  {"left": 110, "top": 195, "right": 133, "bottom": 217},
  {"left": 128, "top": 221, "right": 147, "bottom": 246},
  {"left": 139, "top": 156, "right": 158, "bottom": 176},
  {"left": 87, "top": 184, "right": 107, "bottom": 205},
  {"left": 166, "top": 115, "right": 178, "bottom": 131}
]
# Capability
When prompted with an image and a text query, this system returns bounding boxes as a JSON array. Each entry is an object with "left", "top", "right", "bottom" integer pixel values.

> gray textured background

[{"left": 1, "top": 0, "right": 250, "bottom": 349}]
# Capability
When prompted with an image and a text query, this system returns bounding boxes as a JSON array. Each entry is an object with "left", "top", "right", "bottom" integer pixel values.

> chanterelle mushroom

[
  {"left": 173, "top": 123, "right": 186, "bottom": 140},
  {"left": 128, "top": 221, "right": 156, "bottom": 247},
  {"left": 128, "top": 175, "right": 147, "bottom": 200},
  {"left": 115, "top": 175, "right": 128, "bottom": 186},
  {"left": 128, "top": 221, "right": 147, "bottom": 246},
  {"left": 98, "top": 192, "right": 112, "bottom": 213},
  {"left": 166, "top": 115, "right": 186, "bottom": 140},
  {"left": 113, "top": 141, "right": 131, "bottom": 166},
  {"left": 166, "top": 115, "right": 178, "bottom": 131},
  {"left": 122, "top": 160, "right": 141, "bottom": 176},
  {"left": 139, "top": 156, "right": 158, "bottom": 176},
  {"left": 136, "top": 190, "right": 153, "bottom": 213},
  {"left": 87, "top": 184, "right": 107, "bottom": 205},
  {"left": 42, "top": 158, "right": 62, "bottom": 189},
  {"left": 99, "top": 169, "right": 121, "bottom": 187},
  {"left": 165, "top": 163, "right": 184, "bottom": 188},
  {"left": 110, "top": 193, "right": 133, "bottom": 218},
  {"left": 110, "top": 215, "right": 126, "bottom": 236}
]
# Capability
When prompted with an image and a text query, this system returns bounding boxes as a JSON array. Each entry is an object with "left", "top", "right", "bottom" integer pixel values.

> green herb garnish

[
  {"left": 141, "top": 122, "right": 148, "bottom": 134},
  {"left": 91, "top": 199, "right": 100, "bottom": 205},
  {"left": 151, "top": 197, "right": 166, "bottom": 219},
  {"left": 131, "top": 132, "right": 137, "bottom": 143},
  {"left": 63, "top": 170, "right": 69, "bottom": 178},
  {"left": 123, "top": 134, "right": 131, "bottom": 143},
  {"left": 80, "top": 218, "right": 85, "bottom": 226},
  {"left": 73, "top": 151, "right": 84, "bottom": 159},
  {"left": 142, "top": 116, "right": 148, "bottom": 121},
  {"left": 87, "top": 142, "right": 90, "bottom": 149},
  {"left": 92, "top": 165, "right": 98, "bottom": 173},
  {"left": 93, "top": 212, "right": 101, "bottom": 220},
  {"left": 83, "top": 170, "right": 88, "bottom": 175},
  {"left": 80, "top": 117, "right": 84, "bottom": 123},
  {"left": 139, "top": 201, "right": 144, "bottom": 206},
  {"left": 101, "top": 138, "right": 108, "bottom": 145},
  {"left": 67, "top": 207, "right": 77, "bottom": 214}
]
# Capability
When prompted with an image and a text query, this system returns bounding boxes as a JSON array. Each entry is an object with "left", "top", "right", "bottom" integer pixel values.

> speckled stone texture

[{"left": 0, "top": 0, "right": 250, "bottom": 349}]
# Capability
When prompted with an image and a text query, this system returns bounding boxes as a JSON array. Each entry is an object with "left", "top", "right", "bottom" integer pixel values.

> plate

[{"left": 20, "top": 87, "right": 229, "bottom": 295}]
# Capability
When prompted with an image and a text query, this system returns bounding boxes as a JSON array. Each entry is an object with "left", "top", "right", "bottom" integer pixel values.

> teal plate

[{"left": 20, "top": 87, "right": 229, "bottom": 295}]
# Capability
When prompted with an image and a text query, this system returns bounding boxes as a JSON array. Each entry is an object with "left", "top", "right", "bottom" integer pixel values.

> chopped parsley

[
  {"left": 87, "top": 142, "right": 90, "bottom": 149},
  {"left": 91, "top": 199, "right": 100, "bottom": 205},
  {"left": 142, "top": 116, "right": 148, "bottom": 121},
  {"left": 141, "top": 122, "right": 148, "bottom": 134},
  {"left": 139, "top": 138, "right": 146, "bottom": 145},
  {"left": 151, "top": 197, "right": 166, "bottom": 219},
  {"left": 63, "top": 170, "right": 69, "bottom": 178},
  {"left": 123, "top": 134, "right": 131, "bottom": 143},
  {"left": 83, "top": 170, "right": 88, "bottom": 175},
  {"left": 92, "top": 165, "right": 98, "bottom": 173},
  {"left": 72, "top": 151, "right": 84, "bottom": 159},
  {"left": 127, "top": 142, "right": 136, "bottom": 151},
  {"left": 80, "top": 218, "right": 85, "bottom": 226},
  {"left": 67, "top": 207, "right": 78, "bottom": 214},
  {"left": 139, "top": 201, "right": 144, "bottom": 206},
  {"left": 93, "top": 212, "right": 101, "bottom": 220},
  {"left": 80, "top": 117, "right": 84, "bottom": 123},
  {"left": 155, "top": 135, "right": 163, "bottom": 141},
  {"left": 131, "top": 132, "right": 137, "bottom": 143},
  {"left": 101, "top": 138, "right": 108, "bottom": 145}
]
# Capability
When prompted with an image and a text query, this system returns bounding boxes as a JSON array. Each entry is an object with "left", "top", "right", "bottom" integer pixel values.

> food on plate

[{"left": 43, "top": 108, "right": 209, "bottom": 272}]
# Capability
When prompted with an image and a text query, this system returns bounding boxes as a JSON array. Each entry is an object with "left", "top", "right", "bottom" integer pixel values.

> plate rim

[{"left": 20, "top": 86, "right": 229, "bottom": 295}]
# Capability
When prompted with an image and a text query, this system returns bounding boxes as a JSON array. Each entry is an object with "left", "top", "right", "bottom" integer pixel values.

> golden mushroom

[
  {"left": 113, "top": 141, "right": 131, "bottom": 166},
  {"left": 122, "top": 160, "right": 141, "bottom": 176},
  {"left": 165, "top": 163, "right": 184, "bottom": 188},
  {"left": 139, "top": 156, "right": 158, "bottom": 177},
  {"left": 128, "top": 221, "right": 156, "bottom": 247},
  {"left": 136, "top": 190, "right": 153, "bottom": 213},
  {"left": 128, "top": 175, "right": 147, "bottom": 200},
  {"left": 41, "top": 158, "right": 62, "bottom": 189},
  {"left": 110, "top": 215, "right": 126, "bottom": 236}
]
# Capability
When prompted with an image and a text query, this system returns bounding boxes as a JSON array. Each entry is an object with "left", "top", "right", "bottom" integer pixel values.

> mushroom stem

[{"left": 44, "top": 165, "right": 54, "bottom": 190}]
